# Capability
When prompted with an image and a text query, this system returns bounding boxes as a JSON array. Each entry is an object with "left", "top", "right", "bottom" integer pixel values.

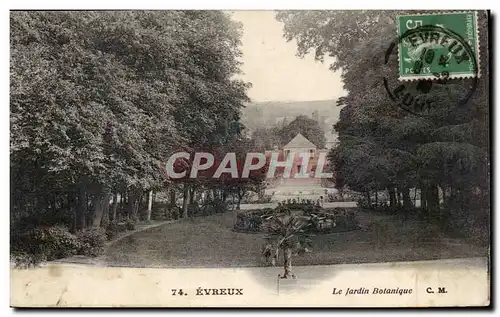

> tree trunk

[
  {"left": 169, "top": 188, "right": 176, "bottom": 206},
  {"left": 69, "top": 192, "right": 76, "bottom": 233},
  {"left": 365, "top": 190, "right": 371, "bottom": 207},
  {"left": 76, "top": 184, "right": 87, "bottom": 231},
  {"left": 134, "top": 192, "right": 143, "bottom": 221},
  {"left": 237, "top": 191, "right": 243, "bottom": 210},
  {"left": 439, "top": 185, "right": 447, "bottom": 207},
  {"left": 182, "top": 183, "right": 190, "bottom": 218},
  {"left": 396, "top": 188, "right": 402, "bottom": 206},
  {"left": 402, "top": 187, "right": 413, "bottom": 210},
  {"left": 111, "top": 193, "right": 118, "bottom": 222},
  {"left": 420, "top": 186, "right": 427, "bottom": 210},
  {"left": 207, "top": 189, "right": 214, "bottom": 202},
  {"left": 101, "top": 192, "right": 111, "bottom": 227},
  {"left": 92, "top": 191, "right": 104, "bottom": 228},
  {"left": 426, "top": 184, "right": 440, "bottom": 214},
  {"left": 282, "top": 247, "right": 294, "bottom": 279},
  {"left": 189, "top": 187, "right": 195, "bottom": 204},
  {"left": 121, "top": 192, "right": 126, "bottom": 220},
  {"left": 127, "top": 190, "right": 138, "bottom": 221},
  {"left": 388, "top": 188, "right": 397, "bottom": 207},
  {"left": 146, "top": 190, "right": 153, "bottom": 222}
]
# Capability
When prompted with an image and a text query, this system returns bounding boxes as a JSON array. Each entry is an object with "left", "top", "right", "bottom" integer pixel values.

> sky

[{"left": 231, "top": 11, "right": 346, "bottom": 102}]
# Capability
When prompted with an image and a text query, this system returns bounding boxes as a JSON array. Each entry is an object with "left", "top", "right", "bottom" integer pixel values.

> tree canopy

[
  {"left": 251, "top": 114, "right": 327, "bottom": 150},
  {"left": 277, "top": 10, "right": 489, "bottom": 231},
  {"left": 10, "top": 11, "right": 252, "bottom": 230}
]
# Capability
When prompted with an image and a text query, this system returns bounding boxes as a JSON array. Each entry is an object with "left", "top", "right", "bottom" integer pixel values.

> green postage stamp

[{"left": 397, "top": 12, "right": 480, "bottom": 81}]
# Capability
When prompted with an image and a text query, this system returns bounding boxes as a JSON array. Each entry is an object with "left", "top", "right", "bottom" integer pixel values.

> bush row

[
  {"left": 151, "top": 200, "right": 230, "bottom": 220},
  {"left": 233, "top": 207, "right": 360, "bottom": 234},
  {"left": 306, "top": 208, "right": 360, "bottom": 233},
  {"left": 233, "top": 209, "right": 275, "bottom": 233},
  {"left": 11, "top": 220, "right": 137, "bottom": 268}
]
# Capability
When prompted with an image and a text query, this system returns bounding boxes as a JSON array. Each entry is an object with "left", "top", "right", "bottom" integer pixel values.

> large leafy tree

[
  {"left": 11, "top": 11, "right": 250, "bottom": 229},
  {"left": 280, "top": 115, "right": 327, "bottom": 148},
  {"left": 277, "top": 11, "right": 489, "bottom": 232}
]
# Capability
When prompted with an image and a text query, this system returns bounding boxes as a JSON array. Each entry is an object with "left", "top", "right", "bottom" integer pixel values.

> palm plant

[{"left": 263, "top": 213, "right": 312, "bottom": 279}]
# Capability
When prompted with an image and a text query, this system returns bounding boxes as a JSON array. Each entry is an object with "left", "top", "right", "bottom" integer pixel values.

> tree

[
  {"left": 10, "top": 11, "right": 250, "bottom": 233},
  {"left": 279, "top": 115, "right": 327, "bottom": 148},
  {"left": 277, "top": 11, "right": 489, "bottom": 234},
  {"left": 264, "top": 213, "right": 311, "bottom": 279},
  {"left": 251, "top": 127, "right": 282, "bottom": 151},
  {"left": 225, "top": 138, "right": 269, "bottom": 209}
]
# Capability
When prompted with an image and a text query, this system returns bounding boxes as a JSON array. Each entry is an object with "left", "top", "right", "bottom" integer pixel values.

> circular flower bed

[{"left": 233, "top": 202, "right": 360, "bottom": 234}]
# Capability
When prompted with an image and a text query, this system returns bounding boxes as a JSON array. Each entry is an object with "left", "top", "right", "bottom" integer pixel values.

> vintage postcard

[{"left": 10, "top": 10, "right": 490, "bottom": 308}]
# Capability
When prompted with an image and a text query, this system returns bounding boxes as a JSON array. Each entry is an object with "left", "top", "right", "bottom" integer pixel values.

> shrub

[
  {"left": 304, "top": 208, "right": 360, "bottom": 233},
  {"left": 187, "top": 203, "right": 201, "bottom": 217},
  {"left": 151, "top": 202, "right": 184, "bottom": 220},
  {"left": 11, "top": 252, "right": 47, "bottom": 269},
  {"left": 234, "top": 209, "right": 275, "bottom": 232},
  {"left": 77, "top": 227, "right": 106, "bottom": 257},
  {"left": 302, "top": 204, "right": 323, "bottom": 215},
  {"left": 248, "top": 214, "right": 263, "bottom": 232},
  {"left": 125, "top": 218, "right": 136, "bottom": 231},
  {"left": 202, "top": 199, "right": 228, "bottom": 215},
  {"left": 356, "top": 196, "right": 371, "bottom": 209},
  {"left": 11, "top": 226, "right": 81, "bottom": 264},
  {"left": 105, "top": 222, "right": 122, "bottom": 241},
  {"left": 151, "top": 202, "right": 168, "bottom": 220},
  {"left": 169, "top": 206, "right": 181, "bottom": 220}
]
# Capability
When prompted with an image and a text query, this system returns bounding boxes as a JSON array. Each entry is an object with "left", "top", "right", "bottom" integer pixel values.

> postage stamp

[{"left": 397, "top": 12, "right": 480, "bottom": 81}]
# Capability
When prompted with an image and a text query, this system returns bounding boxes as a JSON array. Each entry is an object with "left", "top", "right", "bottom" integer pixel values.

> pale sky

[{"left": 231, "top": 11, "right": 346, "bottom": 102}]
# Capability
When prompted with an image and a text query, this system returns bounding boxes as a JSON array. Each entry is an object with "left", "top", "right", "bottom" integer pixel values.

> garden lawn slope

[{"left": 103, "top": 210, "right": 488, "bottom": 268}]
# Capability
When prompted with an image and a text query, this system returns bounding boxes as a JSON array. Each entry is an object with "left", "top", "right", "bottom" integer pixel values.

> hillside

[{"left": 241, "top": 99, "right": 342, "bottom": 147}]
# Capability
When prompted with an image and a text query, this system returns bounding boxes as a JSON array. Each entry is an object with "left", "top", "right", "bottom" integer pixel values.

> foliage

[
  {"left": 187, "top": 203, "right": 202, "bottom": 217},
  {"left": 11, "top": 226, "right": 81, "bottom": 263},
  {"left": 169, "top": 206, "right": 181, "bottom": 220},
  {"left": 151, "top": 203, "right": 168, "bottom": 220},
  {"left": 264, "top": 214, "right": 312, "bottom": 278},
  {"left": 251, "top": 114, "right": 327, "bottom": 150},
  {"left": 304, "top": 208, "right": 360, "bottom": 233},
  {"left": 233, "top": 209, "right": 275, "bottom": 232},
  {"left": 124, "top": 218, "right": 136, "bottom": 231},
  {"left": 77, "top": 227, "right": 107, "bottom": 257},
  {"left": 279, "top": 115, "right": 327, "bottom": 148},
  {"left": 105, "top": 221, "right": 127, "bottom": 240},
  {"left": 277, "top": 11, "right": 490, "bottom": 238},
  {"left": 201, "top": 199, "right": 229, "bottom": 215},
  {"left": 11, "top": 252, "right": 46, "bottom": 269},
  {"left": 10, "top": 11, "right": 251, "bottom": 258}
]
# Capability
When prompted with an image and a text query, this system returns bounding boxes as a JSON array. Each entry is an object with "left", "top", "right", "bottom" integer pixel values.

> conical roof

[{"left": 283, "top": 133, "right": 316, "bottom": 149}]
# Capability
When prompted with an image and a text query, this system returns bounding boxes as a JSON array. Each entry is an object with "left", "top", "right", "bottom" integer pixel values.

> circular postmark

[{"left": 383, "top": 24, "right": 478, "bottom": 117}]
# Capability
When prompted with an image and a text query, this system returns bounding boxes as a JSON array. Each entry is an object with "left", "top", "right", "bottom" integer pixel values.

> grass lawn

[{"left": 103, "top": 209, "right": 488, "bottom": 268}]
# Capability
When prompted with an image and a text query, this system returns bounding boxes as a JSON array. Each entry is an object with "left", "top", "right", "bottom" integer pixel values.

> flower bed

[
  {"left": 233, "top": 205, "right": 360, "bottom": 234},
  {"left": 233, "top": 208, "right": 276, "bottom": 233},
  {"left": 306, "top": 208, "right": 360, "bottom": 233}
]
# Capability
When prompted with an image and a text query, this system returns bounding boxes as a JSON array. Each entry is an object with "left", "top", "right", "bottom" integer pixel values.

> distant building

[
  {"left": 265, "top": 133, "right": 329, "bottom": 187},
  {"left": 264, "top": 133, "right": 332, "bottom": 202},
  {"left": 283, "top": 133, "right": 317, "bottom": 159}
]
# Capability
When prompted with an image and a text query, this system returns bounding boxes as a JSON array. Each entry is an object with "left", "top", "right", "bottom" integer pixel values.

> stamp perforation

[{"left": 396, "top": 10, "right": 481, "bottom": 82}]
